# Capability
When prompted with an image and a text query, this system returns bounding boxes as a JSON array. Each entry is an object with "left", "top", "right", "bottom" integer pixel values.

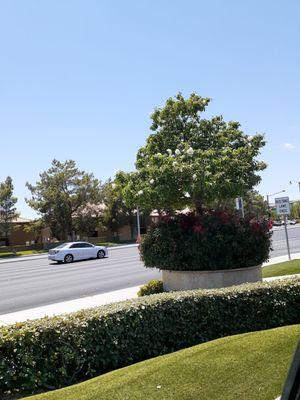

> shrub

[
  {"left": 141, "top": 211, "right": 272, "bottom": 271},
  {"left": 137, "top": 279, "right": 164, "bottom": 296},
  {"left": 0, "top": 278, "right": 299, "bottom": 396}
]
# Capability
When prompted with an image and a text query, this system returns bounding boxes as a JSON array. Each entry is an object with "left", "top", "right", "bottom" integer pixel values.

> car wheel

[
  {"left": 64, "top": 254, "right": 74, "bottom": 263},
  {"left": 97, "top": 250, "right": 105, "bottom": 259}
]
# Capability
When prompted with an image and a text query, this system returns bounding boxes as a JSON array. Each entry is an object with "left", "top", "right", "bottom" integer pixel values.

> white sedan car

[{"left": 48, "top": 242, "right": 108, "bottom": 263}]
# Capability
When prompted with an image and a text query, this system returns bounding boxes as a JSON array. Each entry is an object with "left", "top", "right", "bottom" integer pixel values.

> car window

[
  {"left": 84, "top": 243, "right": 94, "bottom": 248},
  {"left": 70, "top": 243, "right": 83, "bottom": 249},
  {"left": 55, "top": 243, "right": 68, "bottom": 249}
]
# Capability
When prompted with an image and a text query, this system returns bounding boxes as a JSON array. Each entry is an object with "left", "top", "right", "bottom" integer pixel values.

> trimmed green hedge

[
  {"left": 1, "top": 278, "right": 299, "bottom": 397},
  {"left": 137, "top": 279, "right": 164, "bottom": 296}
]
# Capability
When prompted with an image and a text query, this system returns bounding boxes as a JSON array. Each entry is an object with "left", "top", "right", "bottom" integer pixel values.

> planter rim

[{"left": 161, "top": 264, "right": 262, "bottom": 274}]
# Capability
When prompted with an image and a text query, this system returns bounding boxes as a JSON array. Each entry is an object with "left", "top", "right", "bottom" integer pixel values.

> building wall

[
  {"left": 8, "top": 223, "right": 37, "bottom": 246},
  {"left": 118, "top": 224, "right": 133, "bottom": 241}
]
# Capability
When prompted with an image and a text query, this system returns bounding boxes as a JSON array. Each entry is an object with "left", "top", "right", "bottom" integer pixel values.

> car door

[
  {"left": 69, "top": 243, "right": 85, "bottom": 260},
  {"left": 82, "top": 243, "right": 96, "bottom": 259}
]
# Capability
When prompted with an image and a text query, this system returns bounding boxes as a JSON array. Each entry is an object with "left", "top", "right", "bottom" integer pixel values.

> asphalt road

[
  {"left": 0, "top": 247, "right": 160, "bottom": 315},
  {"left": 0, "top": 225, "right": 299, "bottom": 315},
  {"left": 271, "top": 225, "right": 300, "bottom": 257}
]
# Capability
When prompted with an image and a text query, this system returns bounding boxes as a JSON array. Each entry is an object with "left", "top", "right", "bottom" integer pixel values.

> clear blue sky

[{"left": 1, "top": 0, "right": 299, "bottom": 218}]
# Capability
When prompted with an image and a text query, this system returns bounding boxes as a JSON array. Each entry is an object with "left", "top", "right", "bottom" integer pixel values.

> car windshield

[{"left": 54, "top": 243, "right": 69, "bottom": 249}]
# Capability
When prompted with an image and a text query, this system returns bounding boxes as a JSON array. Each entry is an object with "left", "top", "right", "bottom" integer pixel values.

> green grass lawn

[
  {"left": 263, "top": 259, "right": 300, "bottom": 278},
  {"left": 0, "top": 249, "right": 46, "bottom": 258},
  {"left": 23, "top": 324, "right": 300, "bottom": 400}
]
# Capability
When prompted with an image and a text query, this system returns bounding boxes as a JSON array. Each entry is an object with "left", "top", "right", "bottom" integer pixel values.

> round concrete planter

[{"left": 162, "top": 264, "right": 262, "bottom": 291}]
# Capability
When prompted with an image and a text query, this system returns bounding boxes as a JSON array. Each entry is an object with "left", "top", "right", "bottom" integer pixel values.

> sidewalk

[{"left": 263, "top": 252, "right": 300, "bottom": 267}]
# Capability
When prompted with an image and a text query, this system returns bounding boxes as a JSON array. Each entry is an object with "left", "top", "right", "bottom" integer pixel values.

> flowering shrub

[{"left": 141, "top": 211, "right": 272, "bottom": 271}]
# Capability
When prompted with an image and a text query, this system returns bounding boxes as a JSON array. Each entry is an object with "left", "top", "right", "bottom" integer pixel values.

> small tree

[
  {"left": 101, "top": 176, "right": 136, "bottom": 240},
  {"left": 216, "top": 190, "right": 269, "bottom": 218},
  {"left": 291, "top": 201, "right": 300, "bottom": 219},
  {"left": 0, "top": 176, "right": 19, "bottom": 239},
  {"left": 26, "top": 160, "right": 101, "bottom": 240},
  {"left": 121, "top": 93, "right": 266, "bottom": 214}
]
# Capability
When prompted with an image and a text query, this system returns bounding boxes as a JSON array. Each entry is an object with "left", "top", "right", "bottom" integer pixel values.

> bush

[
  {"left": 141, "top": 211, "right": 272, "bottom": 271},
  {"left": 0, "top": 278, "right": 299, "bottom": 397},
  {"left": 137, "top": 279, "right": 164, "bottom": 296}
]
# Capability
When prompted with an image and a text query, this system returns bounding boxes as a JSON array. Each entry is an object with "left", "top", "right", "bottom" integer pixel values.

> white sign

[{"left": 275, "top": 197, "right": 290, "bottom": 215}]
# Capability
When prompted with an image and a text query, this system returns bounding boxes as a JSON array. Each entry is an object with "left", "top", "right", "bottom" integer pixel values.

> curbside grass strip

[{"left": 0, "top": 277, "right": 299, "bottom": 397}]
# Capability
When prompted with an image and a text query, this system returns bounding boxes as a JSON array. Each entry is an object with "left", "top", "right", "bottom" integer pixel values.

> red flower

[{"left": 268, "top": 219, "right": 273, "bottom": 230}]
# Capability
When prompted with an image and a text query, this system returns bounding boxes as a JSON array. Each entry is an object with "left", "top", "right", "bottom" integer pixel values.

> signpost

[{"left": 275, "top": 196, "right": 291, "bottom": 260}]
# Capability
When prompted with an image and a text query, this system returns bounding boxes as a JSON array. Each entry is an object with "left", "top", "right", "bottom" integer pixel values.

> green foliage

[
  {"left": 243, "top": 190, "right": 269, "bottom": 218},
  {"left": 73, "top": 203, "right": 103, "bottom": 238},
  {"left": 137, "top": 279, "right": 164, "bottom": 296},
  {"left": 291, "top": 201, "right": 300, "bottom": 219},
  {"left": 119, "top": 93, "right": 266, "bottom": 213},
  {"left": 216, "top": 190, "right": 269, "bottom": 218},
  {"left": 101, "top": 177, "right": 136, "bottom": 239},
  {"left": 23, "top": 219, "right": 46, "bottom": 242},
  {"left": 0, "top": 176, "right": 19, "bottom": 238},
  {"left": 141, "top": 211, "right": 272, "bottom": 271},
  {"left": 26, "top": 160, "right": 101, "bottom": 240},
  {"left": 0, "top": 278, "right": 299, "bottom": 396}
]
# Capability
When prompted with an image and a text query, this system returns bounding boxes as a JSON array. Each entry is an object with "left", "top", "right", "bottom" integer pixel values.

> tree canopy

[
  {"left": 119, "top": 93, "right": 266, "bottom": 214},
  {"left": 26, "top": 159, "right": 101, "bottom": 240}
]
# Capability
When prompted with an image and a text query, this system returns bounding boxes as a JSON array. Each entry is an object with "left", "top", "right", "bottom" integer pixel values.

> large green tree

[
  {"left": 26, "top": 160, "right": 101, "bottom": 240},
  {"left": 0, "top": 176, "right": 19, "bottom": 238},
  {"left": 119, "top": 93, "right": 266, "bottom": 213}
]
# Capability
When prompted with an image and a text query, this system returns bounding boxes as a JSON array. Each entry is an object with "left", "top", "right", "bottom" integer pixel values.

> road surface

[
  {"left": 271, "top": 225, "right": 300, "bottom": 257},
  {"left": 0, "top": 247, "right": 160, "bottom": 315},
  {"left": 0, "top": 225, "right": 299, "bottom": 315}
]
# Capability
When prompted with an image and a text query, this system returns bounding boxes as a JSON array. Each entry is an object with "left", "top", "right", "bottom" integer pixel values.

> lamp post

[{"left": 266, "top": 190, "right": 286, "bottom": 217}]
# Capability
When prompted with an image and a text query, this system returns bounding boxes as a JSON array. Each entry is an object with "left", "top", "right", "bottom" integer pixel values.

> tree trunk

[
  {"left": 129, "top": 218, "right": 135, "bottom": 240},
  {"left": 195, "top": 200, "right": 204, "bottom": 215}
]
